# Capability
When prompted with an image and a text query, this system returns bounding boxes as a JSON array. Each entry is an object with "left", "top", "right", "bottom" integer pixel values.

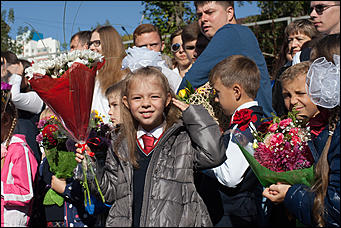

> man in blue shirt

[{"left": 178, "top": 1, "right": 274, "bottom": 117}]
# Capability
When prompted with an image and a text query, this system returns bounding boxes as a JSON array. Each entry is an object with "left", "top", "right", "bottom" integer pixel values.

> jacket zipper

[{"left": 140, "top": 125, "right": 183, "bottom": 226}]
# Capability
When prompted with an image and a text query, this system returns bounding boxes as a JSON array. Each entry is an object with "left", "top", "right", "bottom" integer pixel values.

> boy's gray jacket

[{"left": 93, "top": 105, "right": 226, "bottom": 227}]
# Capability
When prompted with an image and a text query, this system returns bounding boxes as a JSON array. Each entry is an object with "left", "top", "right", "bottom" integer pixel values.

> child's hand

[
  {"left": 51, "top": 175, "right": 66, "bottom": 194},
  {"left": 262, "top": 182, "right": 291, "bottom": 203},
  {"left": 75, "top": 143, "right": 91, "bottom": 163},
  {"left": 172, "top": 98, "right": 189, "bottom": 112}
]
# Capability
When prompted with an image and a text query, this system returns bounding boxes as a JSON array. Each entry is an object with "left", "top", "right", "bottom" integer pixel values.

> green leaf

[
  {"left": 185, "top": 80, "right": 195, "bottom": 94},
  {"left": 45, "top": 148, "right": 78, "bottom": 179},
  {"left": 43, "top": 188, "right": 64, "bottom": 206}
]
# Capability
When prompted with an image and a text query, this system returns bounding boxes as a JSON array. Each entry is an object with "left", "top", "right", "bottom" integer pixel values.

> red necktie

[{"left": 141, "top": 134, "right": 155, "bottom": 155}]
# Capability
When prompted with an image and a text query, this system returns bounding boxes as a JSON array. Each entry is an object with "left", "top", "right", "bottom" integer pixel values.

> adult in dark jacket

[{"left": 177, "top": 1, "right": 273, "bottom": 118}]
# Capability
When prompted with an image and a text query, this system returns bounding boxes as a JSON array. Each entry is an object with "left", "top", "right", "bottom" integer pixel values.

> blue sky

[{"left": 2, "top": 1, "right": 261, "bottom": 45}]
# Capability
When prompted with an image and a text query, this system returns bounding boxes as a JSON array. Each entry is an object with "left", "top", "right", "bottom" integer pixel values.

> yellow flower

[
  {"left": 178, "top": 89, "right": 187, "bottom": 99},
  {"left": 196, "top": 87, "right": 206, "bottom": 94},
  {"left": 253, "top": 141, "right": 259, "bottom": 149}
]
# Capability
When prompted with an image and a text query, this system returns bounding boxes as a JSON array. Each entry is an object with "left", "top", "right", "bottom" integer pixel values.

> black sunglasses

[
  {"left": 89, "top": 40, "right": 101, "bottom": 47},
  {"left": 171, "top": 43, "right": 181, "bottom": 53},
  {"left": 310, "top": 4, "right": 340, "bottom": 15}
]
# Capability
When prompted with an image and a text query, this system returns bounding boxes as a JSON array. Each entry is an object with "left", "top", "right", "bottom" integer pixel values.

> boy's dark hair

[
  {"left": 209, "top": 55, "right": 260, "bottom": 99},
  {"left": 181, "top": 21, "right": 201, "bottom": 45},
  {"left": 70, "top": 30, "right": 91, "bottom": 46},
  {"left": 133, "top": 24, "right": 163, "bottom": 44}
]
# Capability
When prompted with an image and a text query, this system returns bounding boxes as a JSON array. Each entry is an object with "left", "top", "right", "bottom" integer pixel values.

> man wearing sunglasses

[
  {"left": 310, "top": 1, "right": 340, "bottom": 35},
  {"left": 177, "top": 1, "right": 273, "bottom": 119}
]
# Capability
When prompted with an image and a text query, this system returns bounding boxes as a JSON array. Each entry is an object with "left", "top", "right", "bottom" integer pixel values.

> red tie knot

[{"left": 141, "top": 134, "right": 155, "bottom": 154}]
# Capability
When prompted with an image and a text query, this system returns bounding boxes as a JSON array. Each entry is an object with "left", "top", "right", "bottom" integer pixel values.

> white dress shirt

[
  {"left": 136, "top": 121, "right": 166, "bottom": 148},
  {"left": 212, "top": 101, "right": 258, "bottom": 188}
]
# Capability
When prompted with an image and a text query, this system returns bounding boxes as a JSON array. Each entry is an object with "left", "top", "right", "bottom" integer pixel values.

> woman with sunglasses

[
  {"left": 310, "top": 1, "right": 340, "bottom": 35},
  {"left": 170, "top": 29, "right": 192, "bottom": 78}
]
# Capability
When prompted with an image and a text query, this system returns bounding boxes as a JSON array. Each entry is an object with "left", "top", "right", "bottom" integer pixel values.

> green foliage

[
  {"left": 43, "top": 188, "right": 64, "bottom": 206},
  {"left": 142, "top": 1, "right": 196, "bottom": 55},
  {"left": 1, "top": 7, "right": 23, "bottom": 55},
  {"left": 45, "top": 148, "right": 77, "bottom": 179}
]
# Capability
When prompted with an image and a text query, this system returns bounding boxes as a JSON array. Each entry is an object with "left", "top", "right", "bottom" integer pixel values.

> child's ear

[
  {"left": 122, "top": 96, "right": 130, "bottom": 109},
  {"left": 232, "top": 84, "right": 242, "bottom": 100},
  {"left": 165, "top": 92, "right": 172, "bottom": 107}
]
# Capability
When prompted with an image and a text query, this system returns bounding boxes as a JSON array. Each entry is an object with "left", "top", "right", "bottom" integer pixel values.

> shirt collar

[
  {"left": 231, "top": 101, "right": 258, "bottom": 121},
  {"left": 137, "top": 121, "right": 166, "bottom": 140}
]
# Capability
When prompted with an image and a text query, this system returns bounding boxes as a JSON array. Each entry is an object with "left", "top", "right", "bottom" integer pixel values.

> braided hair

[
  {"left": 1, "top": 89, "right": 18, "bottom": 148},
  {"left": 311, "top": 106, "right": 340, "bottom": 227}
]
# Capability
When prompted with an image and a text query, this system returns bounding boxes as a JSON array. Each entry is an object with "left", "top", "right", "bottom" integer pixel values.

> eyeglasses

[
  {"left": 89, "top": 40, "right": 101, "bottom": 47},
  {"left": 310, "top": 4, "right": 340, "bottom": 15},
  {"left": 171, "top": 43, "right": 181, "bottom": 53}
]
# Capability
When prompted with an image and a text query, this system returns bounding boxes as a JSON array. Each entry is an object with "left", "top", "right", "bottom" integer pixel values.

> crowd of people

[{"left": 1, "top": 1, "right": 340, "bottom": 227}]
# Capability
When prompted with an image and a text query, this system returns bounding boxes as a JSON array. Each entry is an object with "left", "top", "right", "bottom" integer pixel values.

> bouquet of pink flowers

[{"left": 232, "top": 108, "right": 315, "bottom": 187}]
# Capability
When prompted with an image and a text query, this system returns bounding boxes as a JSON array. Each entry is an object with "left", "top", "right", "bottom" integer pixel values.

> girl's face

[
  {"left": 282, "top": 73, "right": 319, "bottom": 120},
  {"left": 108, "top": 91, "right": 121, "bottom": 126},
  {"left": 89, "top": 31, "right": 102, "bottom": 54},
  {"left": 123, "top": 76, "right": 171, "bottom": 132}
]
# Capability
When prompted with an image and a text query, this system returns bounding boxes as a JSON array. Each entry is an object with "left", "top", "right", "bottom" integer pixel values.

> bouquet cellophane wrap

[
  {"left": 231, "top": 130, "right": 314, "bottom": 187},
  {"left": 187, "top": 82, "right": 230, "bottom": 132}
]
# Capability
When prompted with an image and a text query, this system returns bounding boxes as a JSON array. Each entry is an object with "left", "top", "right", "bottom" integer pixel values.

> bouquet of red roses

[
  {"left": 27, "top": 50, "right": 106, "bottom": 208},
  {"left": 232, "top": 108, "right": 314, "bottom": 187}
]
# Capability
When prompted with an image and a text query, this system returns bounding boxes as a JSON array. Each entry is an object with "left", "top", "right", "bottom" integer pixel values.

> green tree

[
  {"left": 141, "top": 1, "right": 196, "bottom": 55},
  {"left": 1, "top": 7, "right": 23, "bottom": 55}
]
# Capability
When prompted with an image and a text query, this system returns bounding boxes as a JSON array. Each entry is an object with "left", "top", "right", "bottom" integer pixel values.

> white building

[{"left": 16, "top": 31, "right": 62, "bottom": 62}]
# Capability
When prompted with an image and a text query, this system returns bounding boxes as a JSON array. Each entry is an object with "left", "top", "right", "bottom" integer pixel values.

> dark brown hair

[
  {"left": 71, "top": 30, "right": 91, "bottom": 46},
  {"left": 1, "top": 90, "right": 18, "bottom": 148},
  {"left": 181, "top": 21, "right": 201, "bottom": 45},
  {"left": 310, "top": 34, "right": 340, "bottom": 63},
  {"left": 209, "top": 55, "right": 260, "bottom": 99}
]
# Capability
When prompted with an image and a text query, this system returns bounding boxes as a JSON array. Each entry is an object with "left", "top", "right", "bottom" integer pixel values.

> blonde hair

[
  {"left": 93, "top": 25, "right": 130, "bottom": 94},
  {"left": 279, "top": 61, "right": 310, "bottom": 83},
  {"left": 117, "top": 66, "right": 181, "bottom": 167}
]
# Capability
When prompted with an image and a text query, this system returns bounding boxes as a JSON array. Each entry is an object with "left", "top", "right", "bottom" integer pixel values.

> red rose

[
  {"left": 232, "top": 109, "right": 257, "bottom": 131},
  {"left": 42, "top": 124, "right": 59, "bottom": 146},
  {"left": 258, "top": 121, "right": 272, "bottom": 133}
]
